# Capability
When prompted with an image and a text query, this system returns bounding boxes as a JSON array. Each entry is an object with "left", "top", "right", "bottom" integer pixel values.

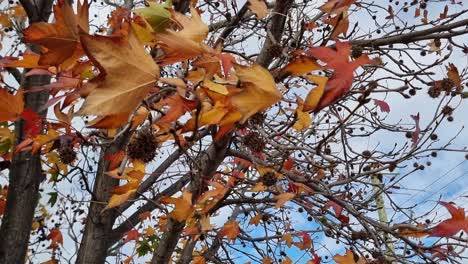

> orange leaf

[
  {"left": 282, "top": 233, "right": 293, "bottom": 247},
  {"left": 446, "top": 63, "right": 461, "bottom": 87},
  {"left": 23, "top": 0, "right": 89, "bottom": 66},
  {"left": 274, "top": 192, "right": 295, "bottom": 208},
  {"left": 279, "top": 56, "right": 321, "bottom": 77},
  {"left": 217, "top": 221, "right": 240, "bottom": 242},
  {"left": 293, "top": 98, "right": 311, "bottom": 131},
  {"left": 104, "top": 189, "right": 136, "bottom": 211},
  {"left": 0, "top": 88, "right": 24, "bottom": 121},
  {"left": 160, "top": 190, "right": 195, "bottom": 222},
  {"left": 249, "top": 214, "right": 263, "bottom": 226},
  {"left": 248, "top": 0, "right": 268, "bottom": 19},
  {"left": 78, "top": 27, "right": 159, "bottom": 115},
  {"left": 333, "top": 249, "right": 366, "bottom": 264},
  {"left": 193, "top": 256, "right": 206, "bottom": 264},
  {"left": 320, "top": 0, "right": 356, "bottom": 14},
  {"left": 139, "top": 211, "right": 151, "bottom": 221}
]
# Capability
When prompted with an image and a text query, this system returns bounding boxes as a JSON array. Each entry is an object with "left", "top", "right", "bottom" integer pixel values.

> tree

[{"left": 0, "top": 0, "right": 467, "bottom": 263}]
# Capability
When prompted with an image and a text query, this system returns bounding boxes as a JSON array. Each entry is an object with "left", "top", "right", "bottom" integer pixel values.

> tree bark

[
  {"left": 75, "top": 133, "right": 130, "bottom": 264},
  {"left": 0, "top": 0, "right": 53, "bottom": 262}
]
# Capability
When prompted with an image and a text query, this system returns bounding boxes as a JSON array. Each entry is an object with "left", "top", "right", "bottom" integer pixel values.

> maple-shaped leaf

[
  {"left": 306, "top": 42, "right": 376, "bottom": 112},
  {"left": 0, "top": 88, "right": 24, "bottom": 121},
  {"left": 217, "top": 220, "right": 240, "bottom": 242},
  {"left": 304, "top": 75, "right": 327, "bottom": 112},
  {"left": 23, "top": 0, "right": 89, "bottom": 66},
  {"left": 373, "top": 99, "right": 390, "bottom": 113},
  {"left": 123, "top": 229, "right": 140, "bottom": 243},
  {"left": 248, "top": 0, "right": 268, "bottom": 19},
  {"left": 430, "top": 201, "right": 468, "bottom": 237},
  {"left": 156, "top": 7, "right": 211, "bottom": 65},
  {"left": 134, "top": 0, "right": 172, "bottom": 32},
  {"left": 78, "top": 28, "right": 160, "bottom": 115},
  {"left": 282, "top": 233, "right": 293, "bottom": 247},
  {"left": 324, "top": 11, "right": 349, "bottom": 39},
  {"left": 275, "top": 192, "right": 295, "bottom": 208},
  {"left": 230, "top": 64, "right": 282, "bottom": 123},
  {"left": 20, "top": 109, "right": 42, "bottom": 138},
  {"left": 249, "top": 214, "right": 263, "bottom": 226},
  {"left": 160, "top": 190, "right": 195, "bottom": 222},
  {"left": 279, "top": 56, "right": 321, "bottom": 78},
  {"left": 333, "top": 249, "right": 366, "bottom": 264},
  {"left": 294, "top": 231, "right": 312, "bottom": 250},
  {"left": 47, "top": 228, "right": 63, "bottom": 249},
  {"left": 320, "top": 0, "right": 357, "bottom": 14}
]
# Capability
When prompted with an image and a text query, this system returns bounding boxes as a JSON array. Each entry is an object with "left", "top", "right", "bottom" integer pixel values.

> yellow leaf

[
  {"left": 78, "top": 28, "right": 159, "bottom": 115},
  {"left": 250, "top": 182, "right": 267, "bottom": 192},
  {"left": 248, "top": 0, "right": 268, "bottom": 19},
  {"left": 218, "top": 221, "right": 240, "bottom": 242},
  {"left": 303, "top": 75, "right": 327, "bottom": 112},
  {"left": 104, "top": 189, "right": 136, "bottom": 211},
  {"left": 202, "top": 79, "right": 229, "bottom": 95},
  {"left": 274, "top": 192, "right": 295, "bottom": 208},
  {"left": 280, "top": 56, "right": 321, "bottom": 77},
  {"left": 230, "top": 64, "right": 281, "bottom": 123},
  {"left": 156, "top": 7, "right": 211, "bottom": 65},
  {"left": 160, "top": 190, "right": 195, "bottom": 222},
  {"left": 293, "top": 99, "right": 311, "bottom": 131}
]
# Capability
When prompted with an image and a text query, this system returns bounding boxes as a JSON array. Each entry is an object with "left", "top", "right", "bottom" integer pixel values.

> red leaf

[
  {"left": 410, "top": 113, "right": 420, "bottom": 147},
  {"left": 20, "top": 109, "right": 42, "bottom": 137},
  {"left": 373, "top": 99, "right": 390, "bottom": 113},
  {"left": 48, "top": 228, "right": 63, "bottom": 249},
  {"left": 430, "top": 202, "right": 468, "bottom": 237},
  {"left": 282, "top": 157, "right": 294, "bottom": 170},
  {"left": 123, "top": 229, "right": 140, "bottom": 243},
  {"left": 306, "top": 42, "right": 377, "bottom": 112}
]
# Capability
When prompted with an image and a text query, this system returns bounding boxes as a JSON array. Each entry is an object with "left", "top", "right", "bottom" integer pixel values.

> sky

[{"left": 0, "top": 0, "right": 467, "bottom": 263}]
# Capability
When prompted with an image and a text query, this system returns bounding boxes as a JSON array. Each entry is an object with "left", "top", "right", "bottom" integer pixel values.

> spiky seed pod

[
  {"left": 127, "top": 129, "right": 158, "bottom": 162},
  {"left": 440, "top": 78, "right": 455, "bottom": 91},
  {"left": 427, "top": 86, "right": 441, "bottom": 98},
  {"left": 249, "top": 112, "right": 266, "bottom": 126},
  {"left": 243, "top": 132, "right": 266, "bottom": 152},
  {"left": 59, "top": 146, "right": 76, "bottom": 165},
  {"left": 351, "top": 46, "right": 363, "bottom": 59},
  {"left": 441, "top": 105, "right": 454, "bottom": 116},
  {"left": 261, "top": 172, "right": 277, "bottom": 186}
]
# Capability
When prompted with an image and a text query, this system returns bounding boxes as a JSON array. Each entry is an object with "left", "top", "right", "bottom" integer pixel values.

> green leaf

[
  {"left": 135, "top": 0, "right": 172, "bottom": 32},
  {"left": 47, "top": 192, "right": 58, "bottom": 207},
  {"left": 0, "top": 138, "right": 11, "bottom": 154}
]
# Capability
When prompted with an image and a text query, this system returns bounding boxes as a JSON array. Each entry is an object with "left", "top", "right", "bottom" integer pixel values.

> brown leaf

[
  {"left": 248, "top": 0, "right": 268, "bottom": 19},
  {"left": 0, "top": 88, "right": 24, "bottom": 121},
  {"left": 78, "top": 28, "right": 159, "bottom": 115}
]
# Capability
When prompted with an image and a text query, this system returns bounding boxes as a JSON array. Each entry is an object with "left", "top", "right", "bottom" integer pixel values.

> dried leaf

[
  {"left": 248, "top": 0, "right": 268, "bottom": 19},
  {"left": 217, "top": 221, "right": 240, "bottom": 242},
  {"left": 0, "top": 88, "right": 24, "bottom": 121}
]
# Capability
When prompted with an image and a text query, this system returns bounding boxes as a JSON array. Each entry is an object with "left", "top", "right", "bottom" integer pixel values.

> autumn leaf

[
  {"left": 104, "top": 189, "right": 136, "bottom": 211},
  {"left": 156, "top": 7, "right": 211, "bottom": 65},
  {"left": 134, "top": 0, "right": 172, "bottom": 32},
  {"left": 281, "top": 257, "right": 292, "bottom": 264},
  {"left": 446, "top": 63, "right": 461, "bottom": 87},
  {"left": 430, "top": 201, "right": 468, "bottom": 237},
  {"left": 294, "top": 231, "right": 312, "bottom": 250},
  {"left": 373, "top": 99, "right": 390, "bottom": 113},
  {"left": 248, "top": 0, "right": 268, "bottom": 19},
  {"left": 249, "top": 214, "right": 263, "bottom": 226},
  {"left": 275, "top": 192, "right": 295, "bottom": 208},
  {"left": 410, "top": 113, "right": 420, "bottom": 147},
  {"left": 217, "top": 221, "right": 240, "bottom": 242},
  {"left": 229, "top": 64, "right": 282, "bottom": 123},
  {"left": 20, "top": 109, "right": 42, "bottom": 138},
  {"left": 333, "top": 249, "right": 367, "bottom": 264},
  {"left": 320, "top": 0, "right": 356, "bottom": 14},
  {"left": 282, "top": 233, "right": 293, "bottom": 247},
  {"left": 293, "top": 98, "right": 311, "bottom": 131},
  {"left": 2, "top": 51, "right": 49, "bottom": 69},
  {"left": 0, "top": 88, "right": 24, "bottom": 121},
  {"left": 123, "top": 229, "right": 140, "bottom": 243},
  {"left": 47, "top": 228, "right": 63, "bottom": 249},
  {"left": 324, "top": 11, "right": 349, "bottom": 39},
  {"left": 193, "top": 256, "right": 206, "bottom": 264},
  {"left": 303, "top": 75, "right": 327, "bottom": 112},
  {"left": 78, "top": 27, "right": 160, "bottom": 115},
  {"left": 23, "top": 0, "right": 89, "bottom": 66},
  {"left": 306, "top": 42, "right": 376, "bottom": 112},
  {"left": 396, "top": 223, "right": 429, "bottom": 238},
  {"left": 160, "top": 190, "right": 195, "bottom": 222},
  {"left": 279, "top": 56, "right": 321, "bottom": 78}
]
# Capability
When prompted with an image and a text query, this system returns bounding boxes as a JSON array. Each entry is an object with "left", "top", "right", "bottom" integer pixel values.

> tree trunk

[
  {"left": 0, "top": 0, "right": 54, "bottom": 261},
  {"left": 0, "top": 52, "right": 52, "bottom": 263},
  {"left": 76, "top": 133, "right": 130, "bottom": 264}
]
